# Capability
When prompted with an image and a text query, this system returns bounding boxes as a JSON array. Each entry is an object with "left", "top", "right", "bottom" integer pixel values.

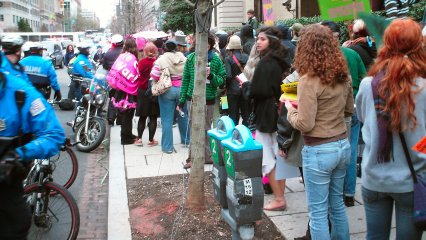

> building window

[{"left": 0, "top": 15, "right": 4, "bottom": 21}]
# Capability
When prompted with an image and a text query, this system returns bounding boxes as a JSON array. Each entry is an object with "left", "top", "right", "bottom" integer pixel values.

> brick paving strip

[{"left": 77, "top": 133, "right": 110, "bottom": 239}]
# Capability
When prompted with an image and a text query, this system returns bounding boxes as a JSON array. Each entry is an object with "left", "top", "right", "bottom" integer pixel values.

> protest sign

[{"left": 318, "top": 0, "right": 371, "bottom": 21}]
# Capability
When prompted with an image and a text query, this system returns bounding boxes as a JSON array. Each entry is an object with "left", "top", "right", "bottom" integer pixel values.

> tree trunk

[{"left": 185, "top": 0, "right": 210, "bottom": 210}]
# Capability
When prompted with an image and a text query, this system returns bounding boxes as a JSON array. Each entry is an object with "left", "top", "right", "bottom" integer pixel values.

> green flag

[{"left": 358, "top": 12, "right": 392, "bottom": 48}]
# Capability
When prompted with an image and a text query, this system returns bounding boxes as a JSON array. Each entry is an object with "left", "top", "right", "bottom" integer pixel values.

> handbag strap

[
  {"left": 399, "top": 132, "right": 418, "bottom": 183},
  {"left": 232, "top": 54, "right": 244, "bottom": 73}
]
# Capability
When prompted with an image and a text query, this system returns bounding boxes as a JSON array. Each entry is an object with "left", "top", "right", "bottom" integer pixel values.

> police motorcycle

[{"left": 68, "top": 69, "right": 108, "bottom": 153}]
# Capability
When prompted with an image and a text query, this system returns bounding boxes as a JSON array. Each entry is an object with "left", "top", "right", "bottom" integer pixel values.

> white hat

[
  {"left": 111, "top": 34, "right": 124, "bottom": 44},
  {"left": 226, "top": 35, "right": 242, "bottom": 50}
]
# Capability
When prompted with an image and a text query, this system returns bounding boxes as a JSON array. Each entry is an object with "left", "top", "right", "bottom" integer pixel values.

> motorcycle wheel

[{"left": 75, "top": 118, "right": 106, "bottom": 152}]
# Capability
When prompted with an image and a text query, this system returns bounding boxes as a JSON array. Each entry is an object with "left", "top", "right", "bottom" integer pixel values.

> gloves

[
  {"left": 1, "top": 150, "right": 20, "bottom": 163},
  {"left": 54, "top": 91, "right": 62, "bottom": 101},
  {"left": 0, "top": 150, "right": 26, "bottom": 185}
]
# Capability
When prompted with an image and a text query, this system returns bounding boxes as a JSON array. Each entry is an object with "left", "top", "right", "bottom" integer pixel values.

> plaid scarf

[{"left": 371, "top": 71, "right": 393, "bottom": 163}]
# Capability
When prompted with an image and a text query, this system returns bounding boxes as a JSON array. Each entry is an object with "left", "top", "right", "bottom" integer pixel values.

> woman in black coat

[{"left": 242, "top": 27, "right": 291, "bottom": 211}]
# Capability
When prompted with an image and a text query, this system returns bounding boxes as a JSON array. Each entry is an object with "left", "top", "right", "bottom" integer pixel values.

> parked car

[{"left": 41, "top": 41, "right": 64, "bottom": 68}]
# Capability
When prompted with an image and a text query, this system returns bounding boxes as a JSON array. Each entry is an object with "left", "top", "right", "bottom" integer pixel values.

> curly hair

[
  {"left": 294, "top": 24, "right": 349, "bottom": 86},
  {"left": 369, "top": 19, "right": 426, "bottom": 132}
]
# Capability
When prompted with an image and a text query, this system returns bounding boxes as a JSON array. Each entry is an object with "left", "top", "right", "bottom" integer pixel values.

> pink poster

[
  {"left": 262, "top": 0, "right": 274, "bottom": 26},
  {"left": 107, "top": 52, "right": 139, "bottom": 96}
]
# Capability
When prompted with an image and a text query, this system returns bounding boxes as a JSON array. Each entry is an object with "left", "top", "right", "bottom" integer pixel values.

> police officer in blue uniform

[
  {"left": 68, "top": 42, "right": 93, "bottom": 101},
  {"left": 20, "top": 42, "right": 62, "bottom": 100},
  {"left": 0, "top": 48, "right": 65, "bottom": 239},
  {"left": 0, "top": 34, "right": 28, "bottom": 80}
]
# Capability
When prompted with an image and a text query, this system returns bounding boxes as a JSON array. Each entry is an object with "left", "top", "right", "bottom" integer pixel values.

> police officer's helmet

[
  {"left": 1, "top": 34, "right": 24, "bottom": 55},
  {"left": 77, "top": 42, "right": 91, "bottom": 56},
  {"left": 22, "top": 42, "right": 44, "bottom": 55},
  {"left": 111, "top": 34, "right": 124, "bottom": 45}
]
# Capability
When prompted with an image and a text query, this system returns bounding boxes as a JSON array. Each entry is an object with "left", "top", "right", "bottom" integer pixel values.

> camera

[{"left": 282, "top": 0, "right": 292, "bottom": 11}]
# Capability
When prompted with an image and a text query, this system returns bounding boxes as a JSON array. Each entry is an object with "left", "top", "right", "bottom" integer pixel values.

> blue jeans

[
  {"left": 302, "top": 139, "right": 351, "bottom": 240},
  {"left": 158, "top": 87, "right": 190, "bottom": 152},
  {"left": 362, "top": 187, "right": 423, "bottom": 240},
  {"left": 344, "top": 113, "right": 360, "bottom": 196}
]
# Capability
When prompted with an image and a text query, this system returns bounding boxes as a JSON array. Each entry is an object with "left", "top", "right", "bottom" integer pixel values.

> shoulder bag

[
  {"left": 399, "top": 132, "right": 426, "bottom": 230},
  {"left": 232, "top": 54, "right": 248, "bottom": 83},
  {"left": 151, "top": 67, "right": 172, "bottom": 96}
]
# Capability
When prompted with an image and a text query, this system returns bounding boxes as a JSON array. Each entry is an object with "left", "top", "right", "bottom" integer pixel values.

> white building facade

[{"left": 0, "top": 0, "right": 65, "bottom": 32}]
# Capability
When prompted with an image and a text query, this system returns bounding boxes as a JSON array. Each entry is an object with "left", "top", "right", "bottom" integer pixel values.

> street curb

[{"left": 108, "top": 126, "right": 132, "bottom": 240}]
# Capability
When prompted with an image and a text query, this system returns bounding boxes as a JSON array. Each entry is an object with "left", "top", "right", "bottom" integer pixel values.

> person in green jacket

[
  {"left": 246, "top": 9, "right": 259, "bottom": 31},
  {"left": 178, "top": 33, "right": 226, "bottom": 169},
  {"left": 321, "top": 20, "right": 366, "bottom": 208}
]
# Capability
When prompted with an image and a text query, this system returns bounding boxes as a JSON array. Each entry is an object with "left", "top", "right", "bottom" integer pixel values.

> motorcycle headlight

[{"left": 95, "top": 94, "right": 104, "bottom": 105}]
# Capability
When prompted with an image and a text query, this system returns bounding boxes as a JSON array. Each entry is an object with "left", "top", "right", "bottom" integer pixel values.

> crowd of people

[
  {"left": 1, "top": 6, "right": 426, "bottom": 239},
  {"left": 96, "top": 10, "right": 425, "bottom": 238},
  {"left": 87, "top": 10, "right": 426, "bottom": 239}
]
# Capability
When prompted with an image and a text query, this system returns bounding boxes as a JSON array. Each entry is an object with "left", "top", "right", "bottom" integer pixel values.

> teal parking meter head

[
  {"left": 221, "top": 125, "right": 263, "bottom": 179},
  {"left": 208, "top": 116, "right": 235, "bottom": 138},
  {"left": 208, "top": 116, "right": 235, "bottom": 165},
  {"left": 221, "top": 125, "right": 262, "bottom": 152}
]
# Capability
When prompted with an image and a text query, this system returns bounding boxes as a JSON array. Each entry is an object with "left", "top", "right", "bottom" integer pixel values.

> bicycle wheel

[
  {"left": 24, "top": 182, "right": 80, "bottom": 240},
  {"left": 50, "top": 146, "right": 78, "bottom": 189}
]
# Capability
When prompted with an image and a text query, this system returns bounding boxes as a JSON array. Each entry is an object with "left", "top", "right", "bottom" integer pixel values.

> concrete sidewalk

[{"left": 107, "top": 122, "right": 403, "bottom": 240}]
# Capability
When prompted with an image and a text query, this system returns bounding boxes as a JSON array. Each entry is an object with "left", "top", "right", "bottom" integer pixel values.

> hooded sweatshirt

[
  {"left": 276, "top": 25, "right": 295, "bottom": 65},
  {"left": 150, "top": 51, "right": 187, "bottom": 87},
  {"left": 225, "top": 51, "right": 249, "bottom": 95},
  {"left": 240, "top": 25, "right": 256, "bottom": 55}
]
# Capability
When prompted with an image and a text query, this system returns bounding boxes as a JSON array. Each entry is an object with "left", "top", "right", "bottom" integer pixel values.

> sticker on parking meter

[
  {"left": 210, "top": 137, "right": 219, "bottom": 164},
  {"left": 224, "top": 147, "right": 235, "bottom": 178},
  {"left": 244, "top": 179, "right": 253, "bottom": 196}
]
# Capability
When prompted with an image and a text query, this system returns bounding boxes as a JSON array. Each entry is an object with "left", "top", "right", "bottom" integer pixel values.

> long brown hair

[
  {"left": 121, "top": 37, "right": 138, "bottom": 58},
  {"left": 369, "top": 19, "right": 426, "bottom": 131},
  {"left": 294, "top": 25, "right": 349, "bottom": 86}
]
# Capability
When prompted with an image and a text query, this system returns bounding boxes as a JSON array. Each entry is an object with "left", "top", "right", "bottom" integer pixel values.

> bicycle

[
  {"left": 31, "top": 137, "right": 79, "bottom": 193},
  {"left": 23, "top": 151, "right": 80, "bottom": 239}
]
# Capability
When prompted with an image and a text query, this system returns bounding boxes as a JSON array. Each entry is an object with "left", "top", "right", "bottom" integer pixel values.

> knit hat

[
  {"left": 164, "top": 40, "right": 177, "bottom": 51},
  {"left": 290, "top": 23, "right": 304, "bottom": 34},
  {"left": 226, "top": 35, "right": 242, "bottom": 50},
  {"left": 175, "top": 34, "right": 187, "bottom": 47}
]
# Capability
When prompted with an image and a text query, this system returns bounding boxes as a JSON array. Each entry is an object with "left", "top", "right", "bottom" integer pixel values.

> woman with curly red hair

[
  {"left": 285, "top": 25, "right": 354, "bottom": 239},
  {"left": 356, "top": 19, "right": 426, "bottom": 239}
]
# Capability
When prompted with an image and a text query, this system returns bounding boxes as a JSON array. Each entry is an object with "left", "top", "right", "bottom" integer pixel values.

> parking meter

[
  {"left": 221, "top": 125, "right": 262, "bottom": 180},
  {"left": 207, "top": 116, "right": 235, "bottom": 208},
  {"left": 221, "top": 125, "right": 263, "bottom": 225}
]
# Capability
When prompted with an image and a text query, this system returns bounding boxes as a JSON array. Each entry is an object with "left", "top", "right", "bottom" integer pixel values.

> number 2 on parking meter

[
  {"left": 224, "top": 148, "right": 235, "bottom": 178},
  {"left": 210, "top": 138, "right": 219, "bottom": 164}
]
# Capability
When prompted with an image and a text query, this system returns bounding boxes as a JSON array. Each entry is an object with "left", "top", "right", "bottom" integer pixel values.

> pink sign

[
  {"left": 262, "top": 0, "right": 274, "bottom": 26},
  {"left": 107, "top": 52, "right": 139, "bottom": 96}
]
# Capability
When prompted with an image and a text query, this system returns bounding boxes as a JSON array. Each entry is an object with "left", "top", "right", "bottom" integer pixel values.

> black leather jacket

[{"left": 102, "top": 46, "right": 122, "bottom": 70}]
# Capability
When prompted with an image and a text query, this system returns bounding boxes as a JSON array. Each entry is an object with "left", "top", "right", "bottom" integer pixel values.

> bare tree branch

[
  {"left": 184, "top": 0, "right": 195, "bottom": 7},
  {"left": 211, "top": 0, "right": 224, "bottom": 9},
  {"left": 200, "top": 1, "right": 211, "bottom": 15},
  {"left": 200, "top": 0, "right": 224, "bottom": 15}
]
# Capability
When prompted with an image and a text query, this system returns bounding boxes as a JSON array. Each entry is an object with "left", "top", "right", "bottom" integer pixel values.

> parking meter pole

[{"left": 221, "top": 209, "right": 255, "bottom": 240}]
